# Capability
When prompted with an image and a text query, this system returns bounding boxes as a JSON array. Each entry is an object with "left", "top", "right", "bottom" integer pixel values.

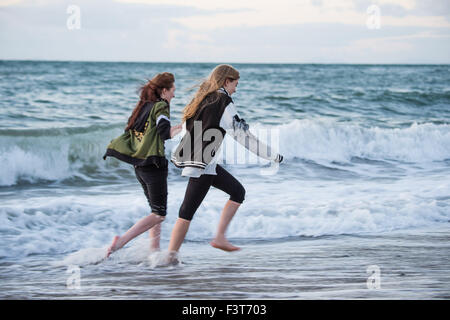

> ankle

[
  {"left": 114, "top": 236, "right": 123, "bottom": 250},
  {"left": 213, "top": 234, "right": 226, "bottom": 241}
]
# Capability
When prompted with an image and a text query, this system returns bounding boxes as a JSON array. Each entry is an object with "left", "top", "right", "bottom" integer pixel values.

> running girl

[
  {"left": 103, "top": 72, "right": 182, "bottom": 258},
  {"left": 169, "top": 64, "right": 283, "bottom": 257}
]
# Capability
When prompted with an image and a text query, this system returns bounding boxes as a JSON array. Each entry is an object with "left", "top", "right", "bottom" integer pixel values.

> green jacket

[{"left": 103, "top": 100, "right": 170, "bottom": 168}]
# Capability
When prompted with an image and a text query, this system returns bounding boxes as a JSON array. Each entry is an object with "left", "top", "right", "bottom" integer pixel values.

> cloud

[
  {"left": 315, "top": 29, "right": 450, "bottom": 63},
  {"left": 0, "top": 0, "right": 21, "bottom": 6},
  {"left": 0, "top": 0, "right": 449, "bottom": 63},
  {"left": 0, "top": 0, "right": 61, "bottom": 6},
  {"left": 115, "top": 0, "right": 256, "bottom": 11},
  {"left": 116, "top": 0, "right": 450, "bottom": 29}
]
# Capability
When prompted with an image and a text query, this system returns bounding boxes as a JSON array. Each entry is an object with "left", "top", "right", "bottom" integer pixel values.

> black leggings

[
  {"left": 179, "top": 165, "right": 245, "bottom": 221},
  {"left": 134, "top": 165, "right": 168, "bottom": 216}
]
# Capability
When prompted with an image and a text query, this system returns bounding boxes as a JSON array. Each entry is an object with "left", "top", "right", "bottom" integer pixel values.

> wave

[
  {"left": 0, "top": 124, "right": 129, "bottom": 187},
  {"left": 0, "top": 120, "right": 449, "bottom": 187},
  {"left": 273, "top": 119, "right": 450, "bottom": 163},
  {"left": 1, "top": 177, "right": 449, "bottom": 259},
  {"left": 0, "top": 123, "right": 124, "bottom": 137},
  {"left": 262, "top": 88, "right": 450, "bottom": 108},
  {"left": 364, "top": 89, "right": 450, "bottom": 107}
]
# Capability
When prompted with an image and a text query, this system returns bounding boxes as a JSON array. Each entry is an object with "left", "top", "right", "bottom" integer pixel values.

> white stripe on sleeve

[{"left": 156, "top": 115, "right": 170, "bottom": 126}]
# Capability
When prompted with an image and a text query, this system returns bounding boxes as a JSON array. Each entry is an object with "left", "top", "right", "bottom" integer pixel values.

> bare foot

[
  {"left": 210, "top": 238, "right": 241, "bottom": 252},
  {"left": 106, "top": 236, "right": 120, "bottom": 258},
  {"left": 165, "top": 251, "right": 179, "bottom": 265}
]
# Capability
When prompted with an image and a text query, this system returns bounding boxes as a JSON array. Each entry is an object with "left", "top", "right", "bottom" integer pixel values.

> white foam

[
  {"left": 1, "top": 174, "right": 449, "bottom": 260},
  {"left": 0, "top": 127, "right": 128, "bottom": 186},
  {"left": 274, "top": 119, "right": 450, "bottom": 163},
  {"left": 53, "top": 237, "right": 181, "bottom": 269},
  {"left": 0, "top": 145, "right": 71, "bottom": 186},
  {"left": 1, "top": 120, "right": 449, "bottom": 186},
  {"left": 54, "top": 247, "right": 108, "bottom": 267}
]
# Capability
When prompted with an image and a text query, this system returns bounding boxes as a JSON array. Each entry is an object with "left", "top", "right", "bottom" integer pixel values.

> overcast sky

[{"left": 0, "top": 0, "right": 449, "bottom": 63}]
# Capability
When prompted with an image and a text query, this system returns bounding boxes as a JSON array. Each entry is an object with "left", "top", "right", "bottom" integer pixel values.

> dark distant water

[{"left": 0, "top": 61, "right": 449, "bottom": 299}]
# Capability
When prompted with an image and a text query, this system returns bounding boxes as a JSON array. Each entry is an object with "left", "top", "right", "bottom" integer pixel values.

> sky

[{"left": 0, "top": 0, "right": 449, "bottom": 63}]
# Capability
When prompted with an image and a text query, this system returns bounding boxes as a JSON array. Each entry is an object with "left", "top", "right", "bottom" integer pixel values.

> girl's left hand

[{"left": 170, "top": 123, "right": 183, "bottom": 138}]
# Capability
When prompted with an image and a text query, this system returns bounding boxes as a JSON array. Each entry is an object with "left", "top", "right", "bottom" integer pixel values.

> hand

[
  {"left": 170, "top": 123, "right": 182, "bottom": 138},
  {"left": 274, "top": 154, "right": 283, "bottom": 163}
]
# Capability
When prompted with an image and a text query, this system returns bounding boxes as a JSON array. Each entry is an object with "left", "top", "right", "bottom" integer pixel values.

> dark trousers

[{"left": 134, "top": 165, "right": 168, "bottom": 216}]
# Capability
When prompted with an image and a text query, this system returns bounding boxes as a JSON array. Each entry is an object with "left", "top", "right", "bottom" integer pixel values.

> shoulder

[
  {"left": 204, "top": 91, "right": 232, "bottom": 105},
  {"left": 153, "top": 99, "right": 169, "bottom": 109},
  {"left": 202, "top": 92, "right": 220, "bottom": 105},
  {"left": 218, "top": 90, "right": 233, "bottom": 104},
  {"left": 197, "top": 92, "right": 221, "bottom": 114},
  {"left": 152, "top": 100, "right": 169, "bottom": 114},
  {"left": 196, "top": 92, "right": 232, "bottom": 122}
]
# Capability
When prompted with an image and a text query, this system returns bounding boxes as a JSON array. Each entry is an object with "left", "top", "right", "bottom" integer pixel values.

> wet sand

[{"left": 1, "top": 225, "right": 449, "bottom": 299}]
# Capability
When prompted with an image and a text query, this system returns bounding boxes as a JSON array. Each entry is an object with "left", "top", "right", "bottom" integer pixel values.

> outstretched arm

[{"left": 220, "top": 104, "right": 283, "bottom": 163}]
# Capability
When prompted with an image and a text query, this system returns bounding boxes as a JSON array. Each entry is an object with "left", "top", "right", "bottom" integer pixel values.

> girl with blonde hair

[{"left": 170, "top": 64, "right": 283, "bottom": 258}]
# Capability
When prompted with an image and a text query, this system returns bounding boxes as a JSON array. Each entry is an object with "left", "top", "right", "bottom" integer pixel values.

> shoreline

[{"left": 1, "top": 224, "right": 449, "bottom": 299}]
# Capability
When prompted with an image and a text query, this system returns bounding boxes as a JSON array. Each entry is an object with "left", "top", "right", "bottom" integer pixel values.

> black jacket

[{"left": 171, "top": 91, "right": 232, "bottom": 169}]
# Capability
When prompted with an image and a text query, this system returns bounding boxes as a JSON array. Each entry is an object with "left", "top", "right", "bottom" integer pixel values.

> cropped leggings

[
  {"left": 134, "top": 165, "right": 168, "bottom": 217},
  {"left": 179, "top": 165, "right": 246, "bottom": 221}
]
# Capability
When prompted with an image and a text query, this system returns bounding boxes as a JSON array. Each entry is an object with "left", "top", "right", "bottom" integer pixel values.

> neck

[{"left": 221, "top": 87, "right": 231, "bottom": 96}]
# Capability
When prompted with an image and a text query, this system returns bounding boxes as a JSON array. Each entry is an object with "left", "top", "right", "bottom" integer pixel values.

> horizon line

[{"left": 1, "top": 58, "right": 449, "bottom": 65}]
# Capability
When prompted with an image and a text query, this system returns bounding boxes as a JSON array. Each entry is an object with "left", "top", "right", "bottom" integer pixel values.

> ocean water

[{"left": 0, "top": 61, "right": 449, "bottom": 299}]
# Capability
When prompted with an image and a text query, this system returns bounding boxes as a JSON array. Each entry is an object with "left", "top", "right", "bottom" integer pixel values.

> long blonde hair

[{"left": 182, "top": 64, "right": 240, "bottom": 123}]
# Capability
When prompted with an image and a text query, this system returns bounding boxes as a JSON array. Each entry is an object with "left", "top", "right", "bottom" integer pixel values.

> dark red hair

[{"left": 125, "top": 72, "right": 175, "bottom": 131}]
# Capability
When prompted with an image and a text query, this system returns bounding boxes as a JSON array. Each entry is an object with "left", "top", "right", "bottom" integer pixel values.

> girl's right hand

[{"left": 274, "top": 154, "right": 283, "bottom": 163}]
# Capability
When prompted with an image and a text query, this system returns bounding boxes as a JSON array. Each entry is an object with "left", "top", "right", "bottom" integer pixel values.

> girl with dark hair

[{"left": 103, "top": 72, "right": 182, "bottom": 258}]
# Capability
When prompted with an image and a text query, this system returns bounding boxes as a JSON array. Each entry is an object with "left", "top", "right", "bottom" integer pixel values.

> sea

[{"left": 0, "top": 61, "right": 449, "bottom": 299}]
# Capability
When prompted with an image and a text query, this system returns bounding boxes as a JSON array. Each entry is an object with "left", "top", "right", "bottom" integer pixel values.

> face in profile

[
  {"left": 162, "top": 84, "right": 176, "bottom": 102},
  {"left": 225, "top": 79, "right": 239, "bottom": 95}
]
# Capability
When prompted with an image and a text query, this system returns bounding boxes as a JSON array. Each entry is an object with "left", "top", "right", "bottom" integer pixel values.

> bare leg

[
  {"left": 149, "top": 223, "right": 161, "bottom": 251},
  {"left": 210, "top": 200, "right": 241, "bottom": 252},
  {"left": 106, "top": 212, "right": 164, "bottom": 258},
  {"left": 168, "top": 218, "right": 191, "bottom": 252},
  {"left": 165, "top": 218, "right": 191, "bottom": 264}
]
